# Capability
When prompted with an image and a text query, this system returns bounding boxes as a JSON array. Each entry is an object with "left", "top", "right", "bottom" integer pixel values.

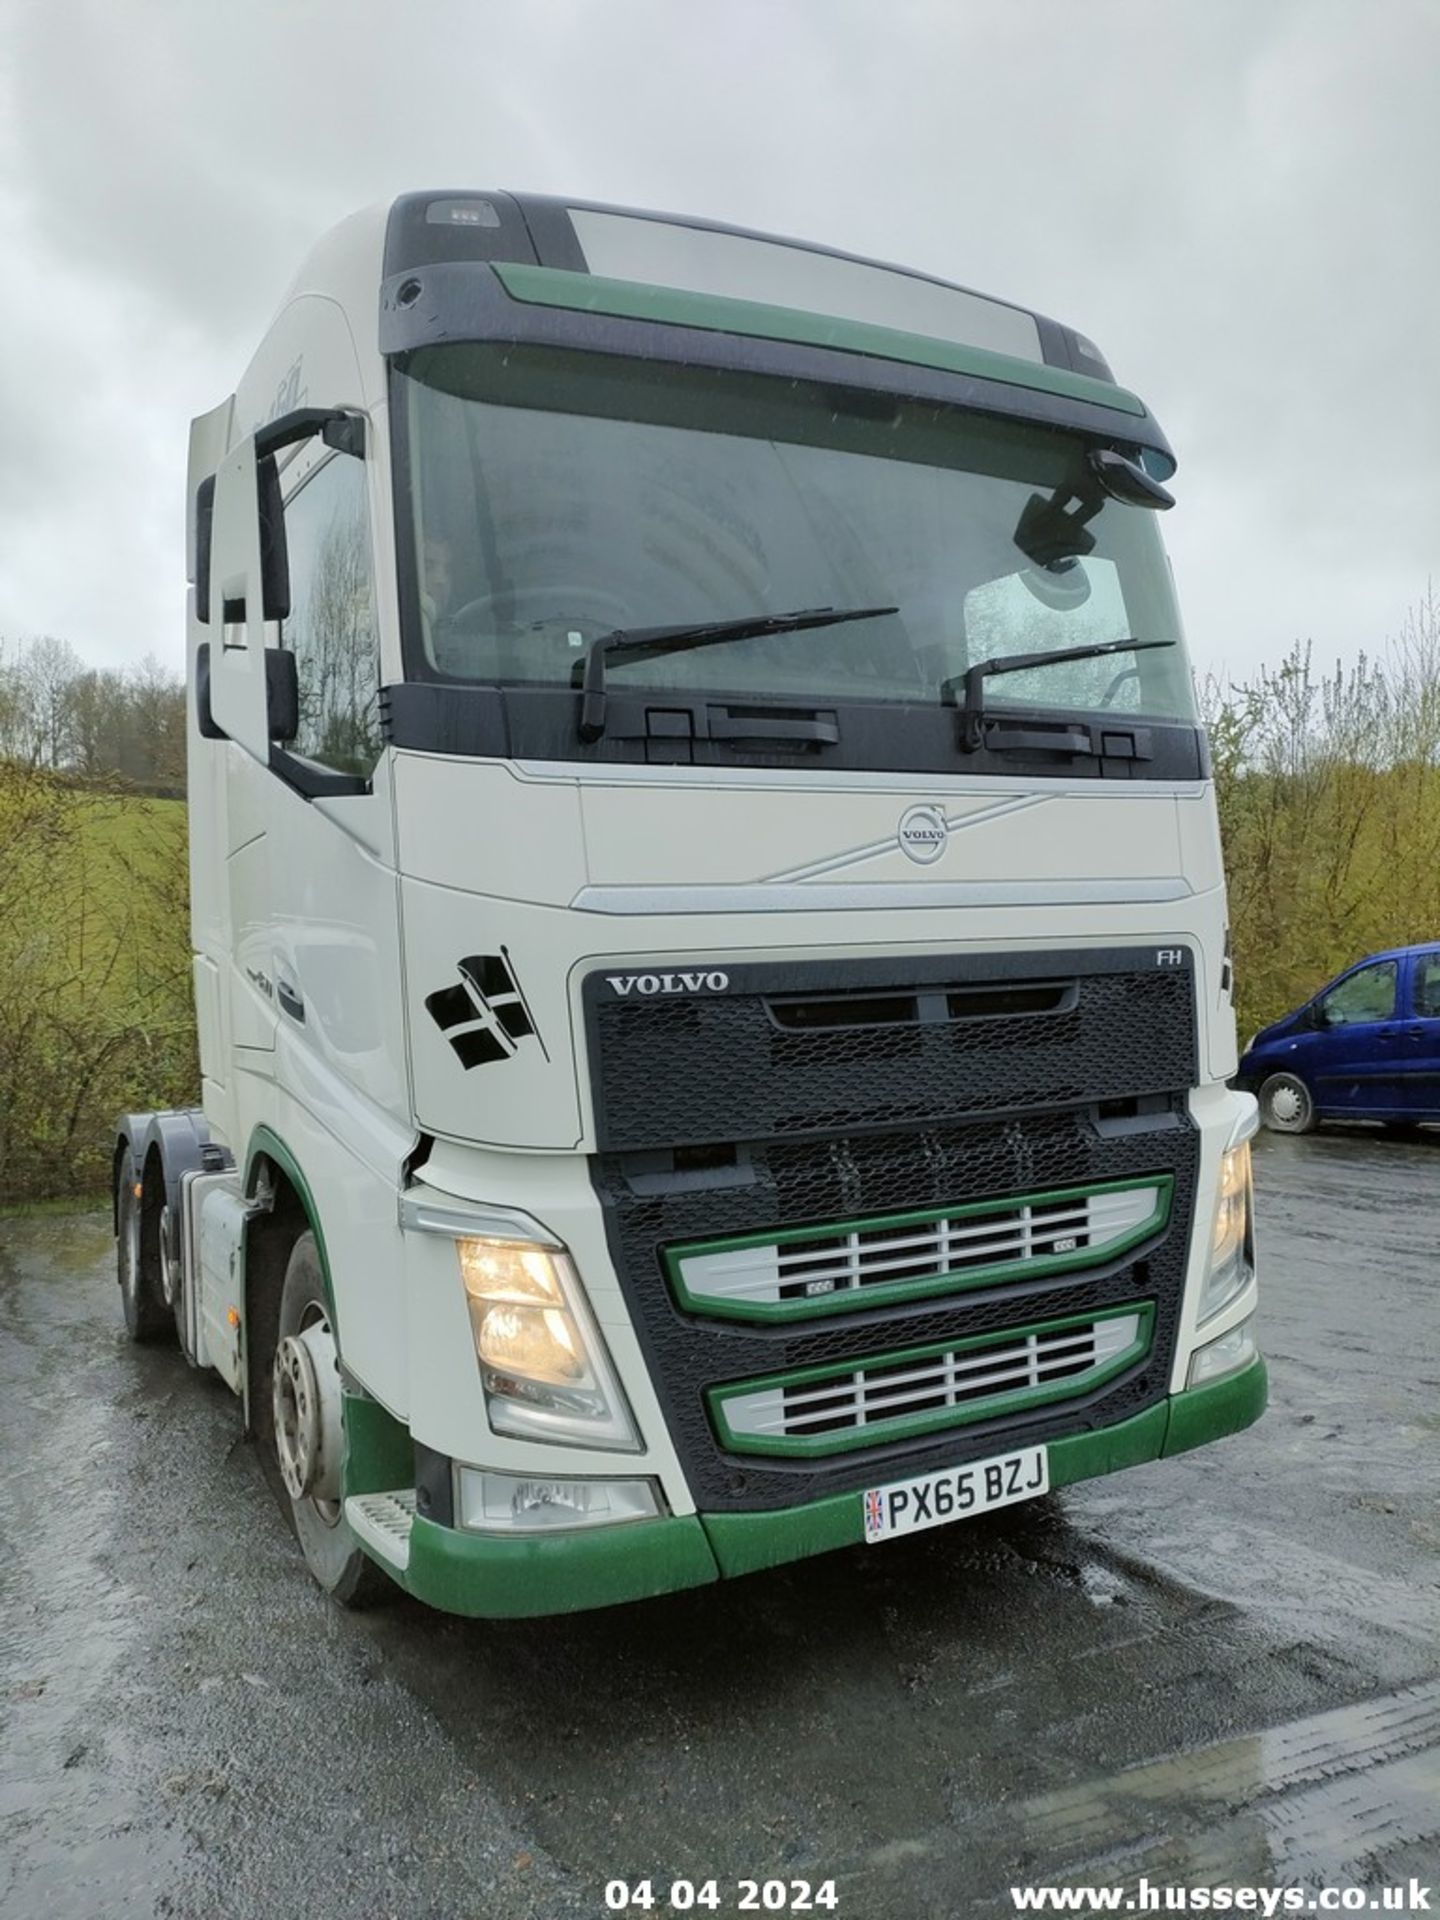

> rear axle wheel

[{"left": 116, "top": 1148, "right": 170, "bottom": 1343}]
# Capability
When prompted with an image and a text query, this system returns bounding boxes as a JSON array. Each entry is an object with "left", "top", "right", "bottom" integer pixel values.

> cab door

[
  {"left": 265, "top": 436, "right": 409, "bottom": 1125},
  {"left": 196, "top": 397, "right": 411, "bottom": 1413},
  {"left": 1307, "top": 956, "right": 1406, "bottom": 1115},
  {"left": 1396, "top": 948, "right": 1440, "bottom": 1118}
]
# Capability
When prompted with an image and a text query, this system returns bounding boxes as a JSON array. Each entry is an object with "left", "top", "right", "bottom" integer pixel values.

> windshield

[{"left": 396, "top": 344, "right": 1196, "bottom": 725}]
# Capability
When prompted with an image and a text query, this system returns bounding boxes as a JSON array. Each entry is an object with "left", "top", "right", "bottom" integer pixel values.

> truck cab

[{"left": 115, "top": 191, "right": 1264, "bottom": 1615}]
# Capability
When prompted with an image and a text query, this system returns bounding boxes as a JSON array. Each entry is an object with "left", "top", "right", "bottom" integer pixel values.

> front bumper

[{"left": 390, "top": 1355, "right": 1267, "bottom": 1618}]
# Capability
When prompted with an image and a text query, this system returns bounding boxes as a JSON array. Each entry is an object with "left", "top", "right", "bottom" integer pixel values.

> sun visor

[{"left": 379, "top": 261, "right": 1177, "bottom": 475}]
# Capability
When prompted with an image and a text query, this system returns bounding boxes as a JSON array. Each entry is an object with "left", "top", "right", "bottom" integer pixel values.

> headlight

[
  {"left": 457, "top": 1237, "right": 639, "bottom": 1450},
  {"left": 1188, "top": 1313, "right": 1257, "bottom": 1388},
  {"left": 1198, "top": 1140, "right": 1254, "bottom": 1323}
]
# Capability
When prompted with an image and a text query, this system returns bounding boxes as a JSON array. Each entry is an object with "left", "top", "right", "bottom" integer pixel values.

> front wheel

[
  {"left": 1258, "top": 1071, "right": 1317, "bottom": 1134},
  {"left": 269, "top": 1231, "right": 389, "bottom": 1608}
]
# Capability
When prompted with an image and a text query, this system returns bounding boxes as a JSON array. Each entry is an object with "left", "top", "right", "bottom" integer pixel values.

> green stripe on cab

[{"left": 491, "top": 262, "right": 1149, "bottom": 419}]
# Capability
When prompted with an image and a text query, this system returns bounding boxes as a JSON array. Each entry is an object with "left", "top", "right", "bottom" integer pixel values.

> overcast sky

[{"left": 1, "top": 0, "right": 1435, "bottom": 684}]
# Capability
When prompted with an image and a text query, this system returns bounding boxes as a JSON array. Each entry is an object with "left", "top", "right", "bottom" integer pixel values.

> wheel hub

[
  {"left": 159, "top": 1204, "right": 181, "bottom": 1309},
  {"left": 272, "top": 1319, "right": 343, "bottom": 1506},
  {"left": 1271, "top": 1084, "right": 1302, "bottom": 1123}
]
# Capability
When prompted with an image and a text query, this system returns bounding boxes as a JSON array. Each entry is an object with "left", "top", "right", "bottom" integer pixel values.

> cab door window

[
  {"left": 1318, "top": 960, "right": 1397, "bottom": 1027},
  {"left": 1413, "top": 953, "right": 1440, "bottom": 1019},
  {"left": 281, "top": 454, "right": 382, "bottom": 776}
]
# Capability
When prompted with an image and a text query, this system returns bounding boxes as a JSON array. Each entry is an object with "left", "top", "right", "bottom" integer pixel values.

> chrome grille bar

[
  {"left": 676, "top": 1183, "right": 1162, "bottom": 1315},
  {"left": 719, "top": 1312, "right": 1144, "bottom": 1445}
]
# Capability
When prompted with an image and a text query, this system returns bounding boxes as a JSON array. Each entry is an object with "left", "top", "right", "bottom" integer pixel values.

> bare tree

[
  {"left": 1205, "top": 588, "right": 1440, "bottom": 1037},
  {"left": 0, "top": 636, "right": 185, "bottom": 791},
  {"left": 19, "top": 635, "right": 84, "bottom": 769}
]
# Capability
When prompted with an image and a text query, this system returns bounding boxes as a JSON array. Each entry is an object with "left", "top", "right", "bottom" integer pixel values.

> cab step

[{"left": 345, "top": 1490, "right": 418, "bottom": 1571}]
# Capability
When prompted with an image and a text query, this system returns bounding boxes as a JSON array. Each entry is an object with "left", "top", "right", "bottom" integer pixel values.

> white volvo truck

[{"left": 115, "top": 191, "right": 1263, "bottom": 1615}]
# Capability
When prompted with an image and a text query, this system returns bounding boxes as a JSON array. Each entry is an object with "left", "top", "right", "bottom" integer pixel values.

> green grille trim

[
  {"left": 707, "top": 1302, "right": 1155, "bottom": 1459},
  {"left": 665, "top": 1176, "right": 1173, "bottom": 1325},
  {"left": 491, "top": 262, "right": 1149, "bottom": 419}
]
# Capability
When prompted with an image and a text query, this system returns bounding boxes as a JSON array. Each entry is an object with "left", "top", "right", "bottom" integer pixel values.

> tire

[
  {"left": 1258, "top": 1071, "right": 1317, "bottom": 1134},
  {"left": 116, "top": 1148, "right": 171, "bottom": 1342},
  {"left": 267, "top": 1231, "right": 389, "bottom": 1608}
]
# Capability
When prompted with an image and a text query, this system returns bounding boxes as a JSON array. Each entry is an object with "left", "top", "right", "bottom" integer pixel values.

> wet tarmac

[{"left": 2, "top": 1127, "right": 1438, "bottom": 1918}]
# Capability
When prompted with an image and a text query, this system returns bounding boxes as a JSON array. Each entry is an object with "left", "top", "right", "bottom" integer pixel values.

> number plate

[{"left": 862, "top": 1444, "right": 1049, "bottom": 1544}]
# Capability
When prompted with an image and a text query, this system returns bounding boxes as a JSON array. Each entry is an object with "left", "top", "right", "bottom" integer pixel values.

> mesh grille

[{"left": 584, "top": 948, "right": 1196, "bottom": 1152}]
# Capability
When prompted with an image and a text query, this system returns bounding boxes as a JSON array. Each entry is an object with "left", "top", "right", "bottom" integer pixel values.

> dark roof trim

[
  {"left": 378, "top": 259, "right": 1176, "bottom": 469},
  {"left": 493, "top": 263, "right": 1144, "bottom": 417}
]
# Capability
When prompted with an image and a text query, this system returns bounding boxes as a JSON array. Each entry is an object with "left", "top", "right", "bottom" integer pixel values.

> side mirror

[
  {"left": 193, "top": 408, "right": 362, "bottom": 629},
  {"left": 1087, "top": 449, "right": 1175, "bottom": 511},
  {"left": 194, "top": 476, "right": 216, "bottom": 625},
  {"left": 257, "top": 454, "right": 290, "bottom": 623},
  {"left": 195, "top": 641, "right": 226, "bottom": 740},
  {"left": 193, "top": 453, "right": 289, "bottom": 624},
  {"left": 265, "top": 647, "right": 300, "bottom": 743}
]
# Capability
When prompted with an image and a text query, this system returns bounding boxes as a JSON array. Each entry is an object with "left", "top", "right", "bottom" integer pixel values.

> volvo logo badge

[
  {"left": 897, "top": 804, "right": 948, "bottom": 865},
  {"left": 605, "top": 971, "right": 730, "bottom": 997}
]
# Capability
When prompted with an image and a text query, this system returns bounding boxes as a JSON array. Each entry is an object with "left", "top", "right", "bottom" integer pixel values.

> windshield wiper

[
  {"left": 945, "top": 636, "right": 1177, "bottom": 753},
  {"left": 572, "top": 605, "right": 898, "bottom": 741}
]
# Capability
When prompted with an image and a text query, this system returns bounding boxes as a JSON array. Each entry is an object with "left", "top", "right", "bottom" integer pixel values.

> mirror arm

[{"left": 255, "top": 407, "right": 366, "bottom": 461}]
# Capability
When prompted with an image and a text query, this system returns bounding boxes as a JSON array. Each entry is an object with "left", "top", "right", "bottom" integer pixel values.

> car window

[
  {"left": 281, "top": 453, "right": 382, "bottom": 776},
  {"left": 1319, "top": 959, "right": 1397, "bottom": 1027},
  {"left": 1414, "top": 954, "right": 1440, "bottom": 1019}
]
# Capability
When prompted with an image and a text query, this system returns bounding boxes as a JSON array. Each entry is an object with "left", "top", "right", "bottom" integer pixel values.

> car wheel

[
  {"left": 268, "top": 1231, "right": 390, "bottom": 1608},
  {"left": 1259, "top": 1071, "right": 1316, "bottom": 1134}
]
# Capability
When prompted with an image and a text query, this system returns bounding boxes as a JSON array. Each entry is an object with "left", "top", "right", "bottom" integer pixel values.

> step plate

[{"left": 345, "top": 1490, "right": 418, "bottom": 1572}]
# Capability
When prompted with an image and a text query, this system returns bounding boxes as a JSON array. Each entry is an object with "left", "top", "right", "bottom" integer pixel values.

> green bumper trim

[
  {"left": 1163, "top": 1352, "right": 1269, "bottom": 1456},
  {"left": 492, "top": 263, "right": 1149, "bottom": 419},
  {"left": 341, "top": 1392, "right": 412, "bottom": 1500},
  {"left": 386, "top": 1359, "right": 1266, "bottom": 1614},
  {"left": 704, "top": 1357, "right": 1267, "bottom": 1580},
  {"left": 399, "top": 1511, "right": 719, "bottom": 1619}
]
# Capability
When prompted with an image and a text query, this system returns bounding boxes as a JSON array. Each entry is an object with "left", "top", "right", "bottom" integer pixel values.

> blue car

[{"left": 1237, "top": 942, "right": 1440, "bottom": 1132}]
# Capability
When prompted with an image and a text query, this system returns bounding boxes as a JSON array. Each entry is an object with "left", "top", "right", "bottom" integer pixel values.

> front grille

[
  {"left": 668, "top": 1178, "right": 1170, "bottom": 1322},
  {"left": 583, "top": 946, "right": 1197, "bottom": 1152},
  {"left": 711, "top": 1306, "right": 1152, "bottom": 1456},
  {"left": 586, "top": 947, "right": 1200, "bottom": 1513}
]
